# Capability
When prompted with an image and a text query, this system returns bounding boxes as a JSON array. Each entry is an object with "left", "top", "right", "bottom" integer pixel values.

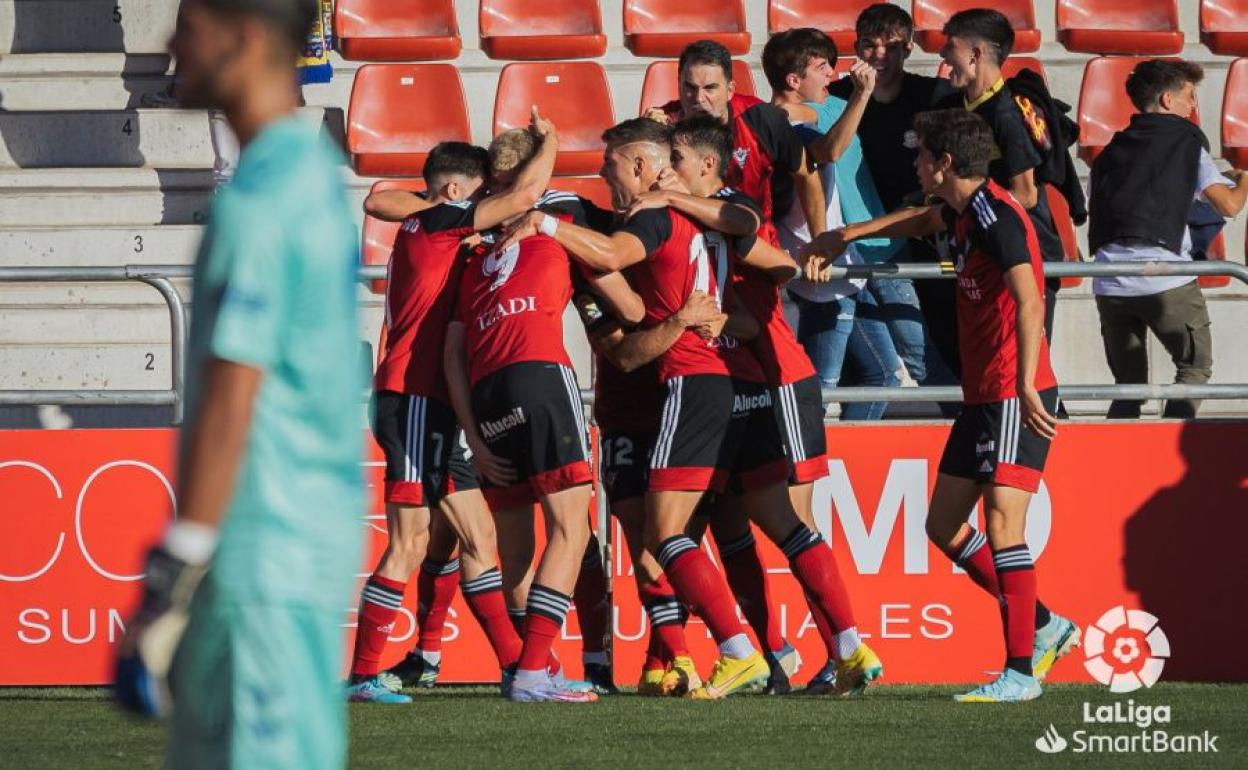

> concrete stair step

[
  {"left": 0, "top": 106, "right": 337, "bottom": 169},
  {"left": 0, "top": 224, "right": 201, "bottom": 264},
  {"left": 0, "top": 0, "right": 176, "bottom": 54}
]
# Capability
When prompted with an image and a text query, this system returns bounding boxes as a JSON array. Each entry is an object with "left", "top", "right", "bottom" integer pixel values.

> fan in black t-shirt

[{"left": 827, "top": 72, "right": 941, "bottom": 213}]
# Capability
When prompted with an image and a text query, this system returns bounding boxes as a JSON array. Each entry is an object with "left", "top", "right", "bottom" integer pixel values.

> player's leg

[
  {"left": 777, "top": 376, "right": 835, "bottom": 691},
  {"left": 732, "top": 377, "right": 880, "bottom": 695},
  {"left": 170, "top": 592, "right": 351, "bottom": 770},
  {"left": 347, "top": 392, "right": 436, "bottom": 701},
  {"left": 646, "top": 375, "right": 765, "bottom": 698},
  {"left": 395, "top": 514, "right": 458, "bottom": 688},
  {"left": 494, "top": 505, "right": 536, "bottom": 635},
  {"left": 708, "top": 497, "right": 794, "bottom": 693},
  {"left": 511, "top": 482, "right": 595, "bottom": 700},
  {"left": 437, "top": 487, "right": 524, "bottom": 676},
  {"left": 573, "top": 533, "right": 614, "bottom": 692},
  {"left": 614, "top": 494, "right": 695, "bottom": 695}
]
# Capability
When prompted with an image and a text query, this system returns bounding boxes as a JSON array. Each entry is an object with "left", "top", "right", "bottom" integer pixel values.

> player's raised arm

[
  {"left": 473, "top": 107, "right": 560, "bottom": 232},
  {"left": 364, "top": 188, "right": 433, "bottom": 222}
]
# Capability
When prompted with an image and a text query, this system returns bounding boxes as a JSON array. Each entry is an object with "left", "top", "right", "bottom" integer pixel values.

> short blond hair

[{"left": 488, "top": 128, "right": 539, "bottom": 174}]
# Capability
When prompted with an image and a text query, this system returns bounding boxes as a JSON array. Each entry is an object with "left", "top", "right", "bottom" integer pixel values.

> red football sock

[
  {"left": 806, "top": 590, "right": 837, "bottom": 659},
  {"left": 639, "top": 575, "right": 689, "bottom": 659},
  {"left": 517, "top": 584, "right": 570, "bottom": 673},
  {"left": 657, "top": 536, "right": 746, "bottom": 645},
  {"left": 573, "top": 537, "right": 609, "bottom": 656},
  {"left": 994, "top": 545, "right": 1038, "bottom": 675},
  {"left": 719, "top": 531, "right": 785, "bottom": 653},
  {"left": 643, "top": 634, "right": 667, "bottom": 672},
  {"left": 781, "top": 527, "right": 856, "bottom": 632},
  {"left": 350, "top": 574, "right": 406, "bottom": 677},
  {"left": 417, "top": 558, "right": 460, "bottom": 653},
  {"left": 461, "top": 568, "right": 522, "bottom": 669},
  {"left": 948, "top": 528, "right": 1001, "bottom": 598}
]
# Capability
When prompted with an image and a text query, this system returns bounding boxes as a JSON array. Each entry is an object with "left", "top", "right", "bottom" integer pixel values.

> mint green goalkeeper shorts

[{"left": 166, "top": 583, "right": 348, "bottom": 770}]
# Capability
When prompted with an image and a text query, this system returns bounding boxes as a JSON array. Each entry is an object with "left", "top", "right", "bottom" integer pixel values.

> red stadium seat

[
  {"left": 1223, "top": 59, "right": 1248, "bottom": 170},
  {"left": 335, "top": 0, "right": 461, "bottom": 61},
  {"left": 1056, "top": 0, "right": 1183, "bottom": 55},
  {"left": 1045, "top": 185, "right": 1084, "bottom": 288},
  {"left": 552, "top": 176, "right": 614, "bottom": 210},
  {"left": 637, "top": 59, "right": 756, "bottom": 115},
  {"left": 1200, "top": 0, "right": 1248, "bottom": 56},
  {"left": 913, "top": 0, "right": 1041, "bottom": 54},
  {"left": 493, "top": 62, "right": 614, "bottom": 175},
  {"left": 767, "top": 0, "right": 876, "bottom": 54},
  {"left": 347, "top": 64, "right": 470, "bottom": 177},
  {"left": 623, "top": 0, "right": 750, "bottom": 57},
  {"left": 1076, "top": 57, "right": 1201, "bottom": 164},
  {"left": 935, "top": 55, "right": 1047, "bottom": 83},
  {"left": 479, "top": 0, "right": 607, "bottom": 60},
  {"left": 361, "top": 179, "right": 427, "bottom": 295}
]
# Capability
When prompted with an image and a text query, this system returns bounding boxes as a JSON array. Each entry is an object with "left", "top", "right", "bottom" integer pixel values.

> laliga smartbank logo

[
  {"left": 1033, "top": 607, "right": 1219, "bottom": 755},
  {"left": 1083, "top": 606, "right": 1169, "bottom": 693}
]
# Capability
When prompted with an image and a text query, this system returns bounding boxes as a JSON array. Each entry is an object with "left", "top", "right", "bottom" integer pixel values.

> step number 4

[{"left": 122, "top": 119, "right": 133, "bottom": 136}]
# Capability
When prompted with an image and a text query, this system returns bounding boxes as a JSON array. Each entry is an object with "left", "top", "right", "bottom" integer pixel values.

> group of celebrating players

[{"left": 346, "top": 29, "right": 1082, "bottom": 706}]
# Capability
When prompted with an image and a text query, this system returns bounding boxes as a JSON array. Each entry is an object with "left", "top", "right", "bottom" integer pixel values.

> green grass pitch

[{"left": 2, "top": 684, "right": 1245, "bottom": 768}]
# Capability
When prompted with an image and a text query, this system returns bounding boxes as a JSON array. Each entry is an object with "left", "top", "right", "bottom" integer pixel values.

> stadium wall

[{"left": 2, "top": 420, "right": 1243, "bottom": 686}]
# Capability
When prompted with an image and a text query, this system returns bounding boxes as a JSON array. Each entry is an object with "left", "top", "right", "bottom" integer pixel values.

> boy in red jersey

[
  {"left": 505, "top": 118, "right": 879, "bottom": 700},
  {"left": 644, "top": 39, "right": 826, "bottom": 247},
  {"left": 628, "top": 115, "right": 881, "bottom": 695},
  {"left": 808, "top": 109, "right": 1079, "bottom": 702},
  {"left": 348, "top": 115, "right": 558, "bottom": 703}
]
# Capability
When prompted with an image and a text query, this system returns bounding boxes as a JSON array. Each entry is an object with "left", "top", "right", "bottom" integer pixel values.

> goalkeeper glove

[{"left": 114, "top": 530, "right": 211, "bottom": 718}]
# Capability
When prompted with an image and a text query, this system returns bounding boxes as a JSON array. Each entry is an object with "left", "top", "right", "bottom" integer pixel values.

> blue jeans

[
  {"left": 865, "top": 277, "right": 959, "bottom": 387},
  {"left": 792, "top": 291, "right": 902, "bottom": 421}
]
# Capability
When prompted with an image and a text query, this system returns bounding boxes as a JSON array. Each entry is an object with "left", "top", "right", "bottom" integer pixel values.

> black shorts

[
  {"left": 774, "top": 375, "right": 828, "bottom": 484},
  {"left": 601, "top": 432, "right": 653, "bottom": 504},
  {"left": 372, "top": 391, "right": 479, "bottom": 507},
  {"left": 470, "top": 361, "right": 593, "bottom": 509},
  {"left": 938, "top": 387, "right": 1060, "bottom": 493},
  {"left": 649, "top": 374, "right": 790, "bottom": 494}
]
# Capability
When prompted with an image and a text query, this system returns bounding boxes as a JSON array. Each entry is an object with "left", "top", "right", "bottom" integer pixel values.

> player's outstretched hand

[
  {"left": 1020, "top": 386, "right": 1058, "bottom": 440},
  {"left": 643, "top": 106, "right": 671, "bottom": 124},
  {"left": 114, "top": 546, "right": 208, "bottom": 719},
  {"left": 468, "top": 437, "right": 518, "bottom": 487},
  {"left": 530, "top": 105, "right": 556, "bottom": 139}
]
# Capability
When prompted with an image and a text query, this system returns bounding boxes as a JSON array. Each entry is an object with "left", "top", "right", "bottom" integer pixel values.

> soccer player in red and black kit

[
  {"left": 346, "top": 119, "right": 559, "bottom": 703},
  {"left": 509, "top": 118, "right": 878, "bottom": 699},
  {"left": 444, "top": 181, "right": 643, "bottom": 702},
  {"left": 808, "top": 109, "right": 1080, "bottom": 702},
  {"left": 628, "top": 115, "right": 883, "bottom": 695},
  {"left": 645, "top": 39, "right": 826, "bottom": 248}
]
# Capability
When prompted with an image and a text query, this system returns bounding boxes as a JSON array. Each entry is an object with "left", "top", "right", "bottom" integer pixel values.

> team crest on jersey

[
  {"left": 482, "top": 242, "right": 520, "bottom": 290},
  {"left": 733, "top": 147, "right": 750, "bottom": 168}
]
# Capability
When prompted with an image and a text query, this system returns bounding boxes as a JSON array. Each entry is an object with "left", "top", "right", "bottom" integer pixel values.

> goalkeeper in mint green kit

[{"left": 114, "top": 1, "right": 364, "bottom": 768}]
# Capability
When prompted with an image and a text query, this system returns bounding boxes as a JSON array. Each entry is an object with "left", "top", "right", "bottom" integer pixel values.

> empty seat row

[
  {"left": 335, "top": 0, "right": 1248, "bottom": 62},
  {"left": 347, "top": 58, "right": 1248, "bottom": 179}
]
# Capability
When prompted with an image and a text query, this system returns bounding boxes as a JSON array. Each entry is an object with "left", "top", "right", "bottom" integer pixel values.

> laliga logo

[{"left": 1083, "top": 606, "right": 1170, "bottom": 693}]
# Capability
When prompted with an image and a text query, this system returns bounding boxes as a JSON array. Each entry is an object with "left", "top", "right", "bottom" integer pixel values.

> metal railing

[{"left": 2, "top": 260, "right": 1248, "bottom": 424}]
